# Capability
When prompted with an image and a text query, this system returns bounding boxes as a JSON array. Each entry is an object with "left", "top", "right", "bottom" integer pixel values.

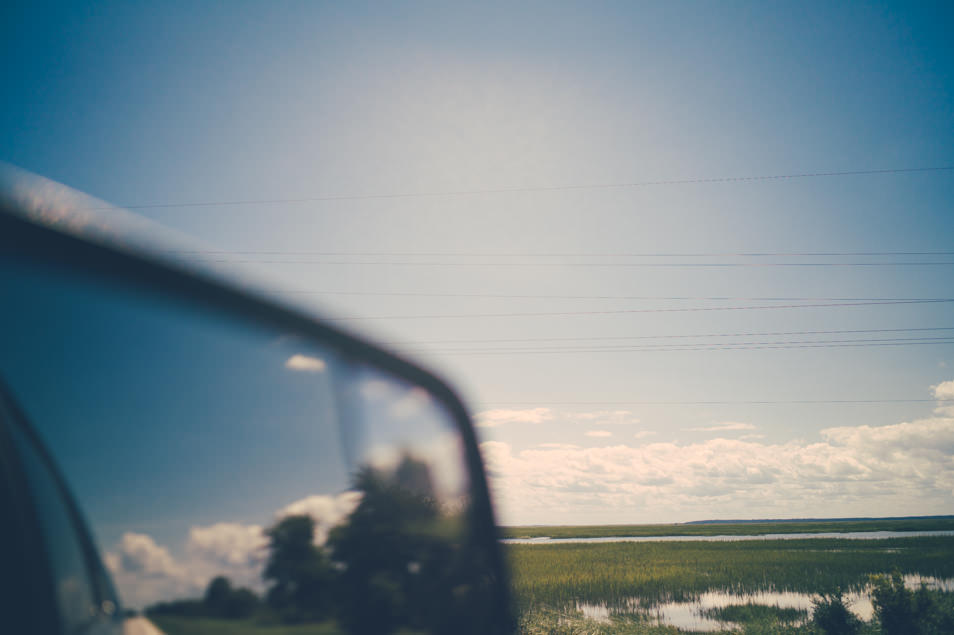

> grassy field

[
  {"left": 507, "top": 532, "right": 954, "bottom": 633},
  {"left": 502, "top": 517, "right": 954, "bottom": 540},
  {"left": 149, "top": 616, "right": 345, "bottom": 635},
  {"left": 507, "top": 536, "right": 954, "bottom": 607}
]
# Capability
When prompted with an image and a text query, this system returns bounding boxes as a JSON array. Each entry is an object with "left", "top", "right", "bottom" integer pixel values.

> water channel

[
  {"left": 502, "top": 529, "right": 954, "bottom": 544},
  {"left": 575, "top": 575, "right": 954, "bottom": 632}
]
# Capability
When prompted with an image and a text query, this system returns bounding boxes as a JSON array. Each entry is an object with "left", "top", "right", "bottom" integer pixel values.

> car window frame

[{"left": 0, "top": 381, "right": 120, "bottom": 633}]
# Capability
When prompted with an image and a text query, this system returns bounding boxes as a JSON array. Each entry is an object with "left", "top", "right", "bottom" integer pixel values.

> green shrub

[{"left": 811, "top": 590, "right": 861, "bottom": 635}]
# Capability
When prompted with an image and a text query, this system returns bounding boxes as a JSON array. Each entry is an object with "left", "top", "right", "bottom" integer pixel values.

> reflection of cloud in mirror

[
  {"left": 390, "top": 386, "right": 432, "bottom": 420},
  {"left": 363, "top": 432, "right": 468, "bottom": 504},
  {"left": 115, "top": 533, "right": 185, "bottom": 578},
  {"left": 278, "top": 491, "right": 363, "bottom": 545},
  {"left": 104, "top": 491, "right": 361, "bottom": 608},
  {"left": 284, "top": 354, "right": 326, "bottom": 372},
  {"left": 359, "top": 377, "right": 392, "bottom": 400},
  {"left": 105, "top": 533, "right": 198, "bottom": 608},
  {"left": 187, "top": 523, "right": 268, "bottom": 567},
  {"left": 358, "top": 372, "right": 436, "bottom": 421}
]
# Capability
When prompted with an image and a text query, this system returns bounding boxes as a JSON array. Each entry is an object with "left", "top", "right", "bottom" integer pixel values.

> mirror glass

[{"left": 0, "top": 257, "right": 500, "bottom": 634}]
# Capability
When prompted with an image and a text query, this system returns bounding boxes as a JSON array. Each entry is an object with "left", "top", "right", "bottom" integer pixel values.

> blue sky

[{"left": 4, "top": 0, "right": 954, "bottom": 539}]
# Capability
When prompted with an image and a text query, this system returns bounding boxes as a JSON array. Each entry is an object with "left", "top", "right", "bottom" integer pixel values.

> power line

[
  {"left": 328, "top": 299, "right": 954, "bottom": 321},
  {"left": 174, "top": 250, "right": 954, "bottom": 257},
  {"left": 184, "top": 259, "right": 954, "bottom": 267},
  {"left": 419, "top": 336, "right": 954, "bottom": 356},
  {"left": 418, "top": 334, "right": 954, "bottom": 351},
  {"left": 393, "top": 326, "right": 954, "bottom": 346},
  {"left": 280, "top": 290, "right": 954, "bottom": 302},
  {"left": 478, "top": 398, "right": 954, "bottom": 406},
  {"left": 95, "top": 165, "right": 954, "bottom": 210}
]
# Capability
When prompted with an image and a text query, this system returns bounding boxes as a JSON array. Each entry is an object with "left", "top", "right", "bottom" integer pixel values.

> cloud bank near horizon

[{"left": 482, "top": 381, "right": 954, "bottom": 526}]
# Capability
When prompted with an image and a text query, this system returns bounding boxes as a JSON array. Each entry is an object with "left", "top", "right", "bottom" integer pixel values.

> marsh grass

[
  {"left": 700, "top": 603, "right": 807, "bottom": 624},
  {"left": 508, "top": 537, "right": 954, "bottom": 609},
  {"left": 149, "top": 616, "right": 344, "bottom": 635},
  {"left": 508, "top": 535, "right": 954, "bottom": 632}
]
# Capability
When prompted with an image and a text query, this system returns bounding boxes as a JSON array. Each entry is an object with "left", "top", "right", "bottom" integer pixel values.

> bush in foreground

[
  {"left": 811, "top": 590, "right": 861, "bottom": 635},
  {"left": 871, "top": 570, "right": 954, "bottom": 634}
]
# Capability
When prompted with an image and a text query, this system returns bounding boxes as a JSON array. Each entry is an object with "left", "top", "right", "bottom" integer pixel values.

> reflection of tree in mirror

[
  {"left": 264, "top": 515, "right": 336, "bottom": 622},
  {"left": 204, "top": 576, "right": 260, "bottom": 619},
  {"left": 146, "top": 453, "right": 501, "bottom": 634},
  {"left": 148, "top": 575, "right": 259, "bottom": 620},
  {"left": 327, "top": 453, "right": 499, "bottom": 635}
]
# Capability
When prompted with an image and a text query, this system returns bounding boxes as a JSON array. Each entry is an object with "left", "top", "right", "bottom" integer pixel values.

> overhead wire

[
  {"left": 326, "top": 299, "right": 954, "bottom": 321},
  {"left": 416, "top": 336, "right": 954, "bottom": 356},
  {"left": 92, "top": 165, "right": 954, "bottom": 210},
  {"left": 182, "top": 259, "right": 954, "bottom": 267},
  {"left": 477, "top": 398, "right": 954, "bottom": 406},
  {"left": 277, "top": 290, "right": 954, "bottom": 302},
  {"left": 173, "top": 250, "right": 954, "bottom": 257},
  {"left": 391, "top": 326, "right": 954, "bottom": 346},
  {"left": 76, "top": 165, "right": 954, "bottom": 410}
]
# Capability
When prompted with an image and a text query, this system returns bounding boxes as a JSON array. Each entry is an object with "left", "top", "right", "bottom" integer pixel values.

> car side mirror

[{"left": 0, "top": 166, "right": 512, "bottom": 634}]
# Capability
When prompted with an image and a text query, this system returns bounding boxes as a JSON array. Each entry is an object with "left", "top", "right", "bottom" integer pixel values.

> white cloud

[
  {"left": 476, "top": 408, "right": 647, "bottom": 428},
  {"left": 284, "top": 354, "right": 326, "bottom": 372},
  {"left": 934, "top": 380, "right": 954, "bottom": 400},
  {"left": 933, "top": 380, "right": 954, "bottom": 416},
  {"left": 633, "top": 431, "right": 656, "bottom": 440},
  {"left": 278, "top": 491, "right": 364, "bottom": 545},
  {"left": 585, "top": 430, "right": 613, "bottom": 438},
  {"left": 574, "top": 410, "right": 639, "bottom": 424},
  {"left": 105, "top": 533, "right": 195, "bottom": 609},
  {"left": 475, "top": 407, "right": 553, "bottom": 427},
  {"left": 483, "top": 415, "right": 954, "bottom": 526},
  {"left": 115, "top": 533, "right": 184, "bottom": 579},
  {"left": 688, "top": 421, "right": 757, "bottom": 432},
  {"left": 187, "top": 523, "right": 268, "bottom": 568}
]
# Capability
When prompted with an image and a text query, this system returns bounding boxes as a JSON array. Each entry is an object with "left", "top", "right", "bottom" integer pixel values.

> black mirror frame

[{"left": 0, "top": 205, "right": 514, "bottom": 633}]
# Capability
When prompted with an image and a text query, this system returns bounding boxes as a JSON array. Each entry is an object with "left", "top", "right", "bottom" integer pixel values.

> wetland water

[
  {"left": 502, "top": 529, "right": 954, "bottom": 544},
  {"left": 578, "top": 575, "right": 954, "bottom": 632}
]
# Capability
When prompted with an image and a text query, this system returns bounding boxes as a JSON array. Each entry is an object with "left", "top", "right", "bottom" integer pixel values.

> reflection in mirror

[{"left": 0, "top": 258, "right": 501, "bottom": 634}]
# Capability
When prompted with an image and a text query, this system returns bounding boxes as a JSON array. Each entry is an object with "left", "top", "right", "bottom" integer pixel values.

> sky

[{"left": 4, "top": 1, "right": 954, "bottom": 534}]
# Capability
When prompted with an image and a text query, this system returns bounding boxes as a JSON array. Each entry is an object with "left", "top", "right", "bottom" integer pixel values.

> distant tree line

[{"left": 147, "top": 575, "right": 259, "bottom": 620}]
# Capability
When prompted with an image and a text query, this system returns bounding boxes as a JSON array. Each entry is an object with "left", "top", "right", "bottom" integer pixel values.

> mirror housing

[{"left": 0, "top": 166, "right": 513, "bottom": 634}]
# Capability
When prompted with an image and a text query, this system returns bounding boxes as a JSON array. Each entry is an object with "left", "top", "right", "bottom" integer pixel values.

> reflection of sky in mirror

[
  {"left": 350, "top": 365, "right": 469, "bottom": 503},
  {"left": 0, "top": 262, "right": 355, "bottom": 605},
  {"left": 0, "top": 258, "right": 475, "bottom": 608}
]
